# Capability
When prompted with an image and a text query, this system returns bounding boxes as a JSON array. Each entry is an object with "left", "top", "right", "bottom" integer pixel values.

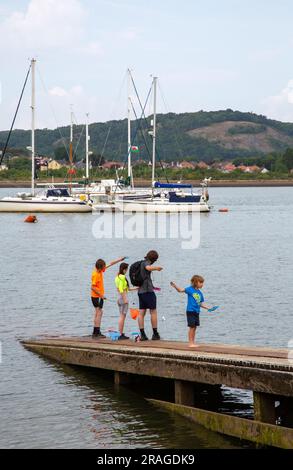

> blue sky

[{"left": 1, "top": 0, "right": 293, "bottom": 130}]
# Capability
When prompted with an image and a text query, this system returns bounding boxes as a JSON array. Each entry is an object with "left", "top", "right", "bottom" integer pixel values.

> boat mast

[
  {"left": 85, "top": 112, "right": 90, "bottom": 181},
  {"left": 69, "top": 105, "right": 74, "bottom": 193},
  {"left": 127, "top": 68, "right": 132, "bottom": 186},
  {"left": 31, "top": 58, "right": 36, "bottom": 196},
  {"left": 151, "top": 76, "right": 157, "bottom": 188}
]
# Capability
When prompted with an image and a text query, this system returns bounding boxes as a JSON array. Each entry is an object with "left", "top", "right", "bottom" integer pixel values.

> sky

[{"left": 1, "top": 0, "right": 293, "bottom": 130}]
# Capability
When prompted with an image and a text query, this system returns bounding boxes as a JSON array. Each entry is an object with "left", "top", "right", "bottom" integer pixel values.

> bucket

[
  {"left": 130, "top": 332, "right": 140, "bottom": 342},
  {"left": 107, "top": 331, "right": 120, "bottom": 341},
  {"left": 130, "top": 308, "right": 139, "bottom": 320}
]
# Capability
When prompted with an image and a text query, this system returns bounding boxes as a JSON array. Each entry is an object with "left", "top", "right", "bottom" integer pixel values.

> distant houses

[
  {"left": 37, "top": 158, "right": 125, "bottom": 172},
  {"left": 39, "top": 159, "right": 65, "bottom": 171},
  {"left": 209, "top": 162, "right": 263, "bottom": 174},
  {"left": 178, "top": 161, "right": 196, "bottom": 169},
  {"left": 101, "top": 161, "right": 124, "bottom": 170},
  {"left": 157, "top": 160, "right": 265, "bottom": 173},
  {"left": 221, "top": 163, "right": 236, "bottom": 173},
  {"left": 196, "top": 161, "right": 210, "bottom": 170},
  {"left": 7, "top": 155, "right": 268, "bottom": 175}
]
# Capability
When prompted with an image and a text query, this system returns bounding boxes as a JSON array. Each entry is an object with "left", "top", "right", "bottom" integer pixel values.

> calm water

[{"left": 0, "top": 186, "right": 292, "bottom": 449}]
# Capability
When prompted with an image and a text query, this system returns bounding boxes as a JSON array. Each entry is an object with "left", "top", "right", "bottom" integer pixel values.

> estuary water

[{"left": 0, "top": 186, "right": 292, "bottom": 448}]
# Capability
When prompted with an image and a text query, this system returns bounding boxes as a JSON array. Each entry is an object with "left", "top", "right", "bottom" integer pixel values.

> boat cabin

[{"left": 46, "top": 188, "right": 71, "bottom": 198}]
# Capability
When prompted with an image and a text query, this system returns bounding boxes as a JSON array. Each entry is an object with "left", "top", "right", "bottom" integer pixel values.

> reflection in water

[{"left": 49, "top": 362, "right": 250, "bottom": 449}]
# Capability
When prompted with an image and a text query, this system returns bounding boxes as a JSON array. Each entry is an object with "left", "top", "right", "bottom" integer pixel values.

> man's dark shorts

[
  {"left": 138, "top": 292, "right": 157, "bottom": 310},
  {"left": 91, "top": 297, "right": 104, "bottom": 309},
  {"left": 186, "top": 311, "right": 200, "bottom": 327}
]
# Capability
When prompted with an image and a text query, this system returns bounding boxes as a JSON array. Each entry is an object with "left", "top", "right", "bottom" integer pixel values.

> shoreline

[{"left": 0, "top": 178, "right": 293, "bottom": 188}]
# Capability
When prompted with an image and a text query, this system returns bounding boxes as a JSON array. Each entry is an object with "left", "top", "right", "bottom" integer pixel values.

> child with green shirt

[{"left": 115, "top": 262, "right": 138, "bottom": 340}]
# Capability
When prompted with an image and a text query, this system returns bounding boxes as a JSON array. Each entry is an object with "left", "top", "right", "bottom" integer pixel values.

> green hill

[{"left": 2, "top": 109, "right": 293, "bottom": 163}]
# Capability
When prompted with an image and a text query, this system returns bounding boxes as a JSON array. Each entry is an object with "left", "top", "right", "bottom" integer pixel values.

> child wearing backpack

[
  {"left": 115, "top": 262, "right": 138, "bottom": 340},
  {"left": 170, "top": 275, "right": 211, "bottom": 348},
  {"left": 130, "top": 250, "right": 163, "bottom": 341}
]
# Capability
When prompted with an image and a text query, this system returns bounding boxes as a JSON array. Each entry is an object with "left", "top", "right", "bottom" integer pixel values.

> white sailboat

[
  {"left": 74, "top": 70, "right": 144, "bottom": 205},
  {"left": 93, "top": 76, "right": 210, "bottom": 213},
  {"left": 0, "top": 59, "right": 92, "bottom": 213}
]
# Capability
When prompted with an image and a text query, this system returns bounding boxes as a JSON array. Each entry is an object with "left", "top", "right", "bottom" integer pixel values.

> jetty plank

[{"left": 22, "top": 337, "right": 293, "bottom": 397}]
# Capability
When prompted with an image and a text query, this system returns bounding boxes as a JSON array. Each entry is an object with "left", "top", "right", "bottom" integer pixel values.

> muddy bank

[{"left": 1, "top": 178, "right": 293, "bottom": 188}]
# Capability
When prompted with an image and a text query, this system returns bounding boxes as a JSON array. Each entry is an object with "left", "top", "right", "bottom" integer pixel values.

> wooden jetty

[{"left": 22, "top": 336, "right": 293, "bottom": 448}]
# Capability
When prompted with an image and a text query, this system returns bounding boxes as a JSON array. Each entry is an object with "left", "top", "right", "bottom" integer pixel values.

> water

[{"left": 0, "top": 186, "right": 292, "bottom": 448}]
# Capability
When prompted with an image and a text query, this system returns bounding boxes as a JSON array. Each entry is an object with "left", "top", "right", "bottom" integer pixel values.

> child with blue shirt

[{"left": 170, "top": 275, "right": 211, "bottom": 348}]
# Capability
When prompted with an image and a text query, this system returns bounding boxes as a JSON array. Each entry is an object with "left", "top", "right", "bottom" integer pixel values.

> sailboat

[
  {"left": 0, "top": 59, "right": 92, "bottom": 213},
  {"left": 74, "top": 70, "right": 146, "bottom": 205},
  {"left": 93, "top": 76, "right": 210, "bottom": 213},
  {"left": 72, "top": 110, "right": 133, "bottom": 203}
]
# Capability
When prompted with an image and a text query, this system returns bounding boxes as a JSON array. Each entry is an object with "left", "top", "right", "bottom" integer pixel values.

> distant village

[{"left": 0, "top": 156, "right": 271, "bottom": 174}]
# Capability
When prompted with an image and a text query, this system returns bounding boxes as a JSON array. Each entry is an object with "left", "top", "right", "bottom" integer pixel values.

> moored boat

[
  {"left": 92, "top": 76, "right": 210, "bottom": 214},
  {"left": 0, "top": 188, "right": 92, "bottom": 213},
  {"left": 0, "top": 59, "right": 92, "bottom": 214}
]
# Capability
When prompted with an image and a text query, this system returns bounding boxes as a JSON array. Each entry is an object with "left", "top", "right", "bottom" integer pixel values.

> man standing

[{"left": 138, "top": 250, "right": 163, "bottom": 341}]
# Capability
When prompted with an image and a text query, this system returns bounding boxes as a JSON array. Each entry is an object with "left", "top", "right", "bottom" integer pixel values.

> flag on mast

[{"left": 131, "top": 145, "right": 139, "bottom": 153}]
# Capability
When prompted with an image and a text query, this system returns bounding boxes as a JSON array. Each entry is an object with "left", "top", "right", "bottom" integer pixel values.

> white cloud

[
  {"left": 48, "top": 84, "right": 85, "bottom": 101},
  {"left": 262, "top": 80, "right": 293, "bottom": 122},
  {"left": 49, "top": 86, "right": 68, "bottom": 97},
  {"left": 0, "top": 0, "right": 86, "bottom": 50},
  {"left": 41, "top": 84, "right": 99, "bottom": 128}
]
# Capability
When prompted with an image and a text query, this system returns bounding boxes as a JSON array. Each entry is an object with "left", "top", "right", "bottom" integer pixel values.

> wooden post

[
  {"left": 253, "top": 392, "right": 276, "bottom": 424},
  {"left": 175, "top": 380, "right": 195, "bottom": 406},
  {"left": 114, "top": 371, "right": 132, "bottom": 386},
  {"left": 277, "top": 397, "right": 293, "bottom": 427}
]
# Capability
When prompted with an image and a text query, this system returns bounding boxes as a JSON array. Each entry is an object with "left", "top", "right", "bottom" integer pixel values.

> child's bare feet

[{"left": 188, "top": 343, "right": 199, "bottom": 348}]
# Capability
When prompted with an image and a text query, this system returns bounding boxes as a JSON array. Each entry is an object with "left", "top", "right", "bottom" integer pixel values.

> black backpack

[{"left": 129, "top": 260, "right": 144, "bottom": 287}]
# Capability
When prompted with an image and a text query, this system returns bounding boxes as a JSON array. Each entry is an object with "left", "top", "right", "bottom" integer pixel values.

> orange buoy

[
  {"left": 219, "top": 208, "right": 229, "bottom": 213},
  {"left": 130, "top": 308, "right": 139, "bottom": 320},
  {"left": 24, "top": 215, "right": 37, "bottom": 223}
]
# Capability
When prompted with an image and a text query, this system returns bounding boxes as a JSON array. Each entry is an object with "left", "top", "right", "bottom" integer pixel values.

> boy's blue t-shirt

[{"left": 184, "top": 286, "right": 204, "bottom": 313}]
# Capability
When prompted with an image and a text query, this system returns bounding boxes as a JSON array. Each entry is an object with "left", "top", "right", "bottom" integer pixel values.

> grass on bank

[{"left": 0, "top": 165, "right": 293, "bottom": 182}]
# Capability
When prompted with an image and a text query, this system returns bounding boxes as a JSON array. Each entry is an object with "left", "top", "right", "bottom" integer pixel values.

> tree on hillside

[
  {"left": 273, "top": 155, "right": 288, "bottom": 173},
  {"left": 4, "top": 110, "right": 293, "bottom": 162},
  {"left": 282, "top": 148, "right": 293, "bottom": 171},
  {"left": 54, "top": 147, "right": 69, "bottom": 161},
  {"left": 9, "top": 157, "right": 31, "bottom": 170}
]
